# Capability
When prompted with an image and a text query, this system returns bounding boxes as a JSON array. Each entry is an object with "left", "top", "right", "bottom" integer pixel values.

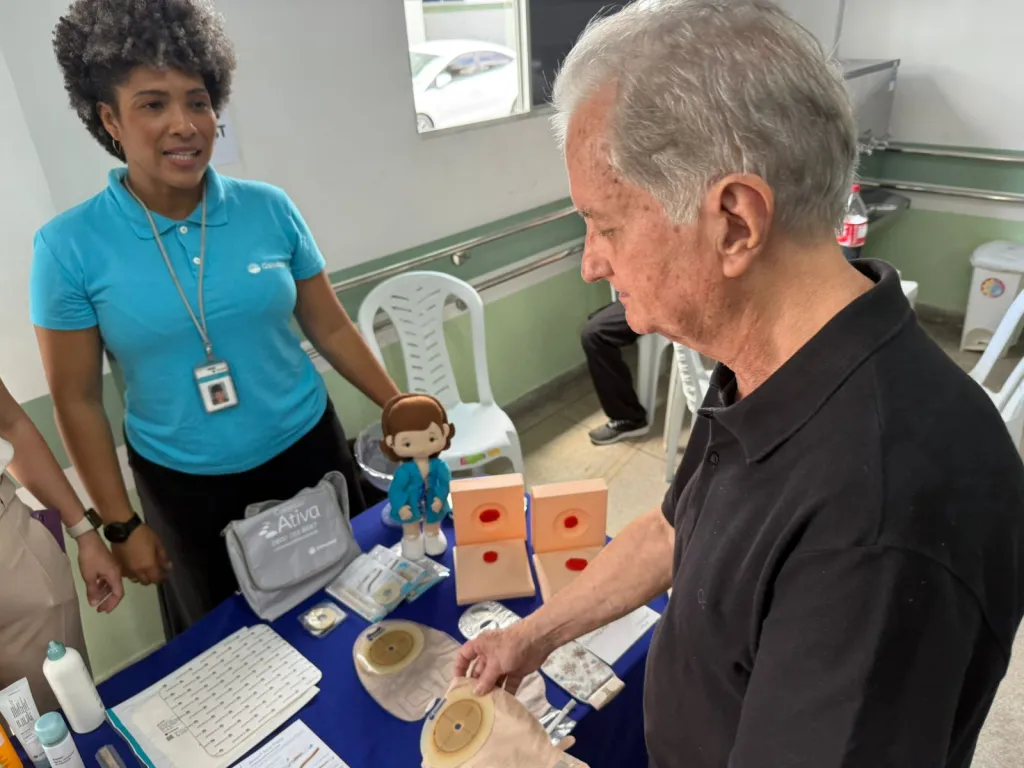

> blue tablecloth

[{"left": 73, "top": 499, "right": 666, "bottom": 767}]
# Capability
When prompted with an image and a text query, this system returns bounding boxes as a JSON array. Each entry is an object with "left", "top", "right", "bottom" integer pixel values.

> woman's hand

[
  {"left": 113, "top": 524, "right": 172, "bottom": 586},
  {"left": 399, "top": 505, "right": 414, "bottom": 521},
  {"left": 431, "top": 497, "right": 443, "bottom": 514},
  {"left": 76, "top": 531, "right": 124, "bottom": 613}
]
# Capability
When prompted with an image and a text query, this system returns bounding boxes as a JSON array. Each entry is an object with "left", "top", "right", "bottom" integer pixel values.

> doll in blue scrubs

[{"left": 380, "top": 394, "right": 456, "bottom": 560}]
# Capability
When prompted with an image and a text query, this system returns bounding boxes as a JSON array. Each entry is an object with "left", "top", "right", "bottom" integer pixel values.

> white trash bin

[{"left": 961, "top": 241, "right": 1024, "bottom": 353}]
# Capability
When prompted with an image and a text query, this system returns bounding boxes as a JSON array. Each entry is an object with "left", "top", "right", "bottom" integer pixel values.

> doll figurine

[{"left": 380, "top": 393, "right": 456, "bottom": 560}]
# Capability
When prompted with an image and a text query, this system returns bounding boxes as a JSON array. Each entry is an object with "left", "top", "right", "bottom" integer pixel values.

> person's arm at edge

[
  {"left": 0, "top": 376, "right": 91, "bottom": 528},
  {"left": 294, "top": 271, "right": 401, "bottom": 408},
  {"left": 0, "top": 374, "right": 125, "bottom": 611}
]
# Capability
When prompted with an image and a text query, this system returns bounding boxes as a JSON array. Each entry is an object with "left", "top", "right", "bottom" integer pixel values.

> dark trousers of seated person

[
  {"left": 127, "top": 398, "right": 366, "bottom": 640},
  {"left": 582, "top": 301, "right": 646, "bottom": 424}
]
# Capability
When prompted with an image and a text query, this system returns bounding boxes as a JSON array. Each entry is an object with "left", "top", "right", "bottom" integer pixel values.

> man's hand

[
  {"left": 112, "top": 524, "right": 172, "bottom": 586},
  {"left": 431, "top": 497, "right": 443, "bottom": 514},
  {"left": 76, "top": 531, "right": 124, "bottom": 613},
  {"left": 399, "top": 505, "right": 413, "bottom": 521},
  {"left": 453, "top": 622, "right": 553, "bottom": 696}
]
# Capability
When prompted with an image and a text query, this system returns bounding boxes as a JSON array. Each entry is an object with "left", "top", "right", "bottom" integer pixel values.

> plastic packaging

[
  {"left": 386, "top": 542, "right": 450, "bottom": 601},
  {"left": 325, "top": 553, "right": 412, "bottom": 622},
  {"left": 33, "top": 714, "right": 83, "bottom": 768},
  {"left": 837, "top": 183, "right": 869, "bottom": 248},
  {"left": 0, "top": 679, "right": 47, "bottom": 767},
  {"left": 368, "top": 544, "right": 428, "bottom": 599},
  {"left": 0, "top": 720, "right": 25, "bottom": 768},
  {"left": 40, "top": 643, "right": 104, "bottom": 734},
  {"left": 298, "top": 601, "right": 347, "bottom": 638}
]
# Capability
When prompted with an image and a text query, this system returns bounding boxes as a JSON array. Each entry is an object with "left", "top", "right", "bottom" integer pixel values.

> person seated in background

[
  {"left": 32, "top": 0, "right": 401, "bottom": 640},
  {"left": 580, "top": 299, "right": 648, "bottom": 444},
  {"left": 0, "top": 377, "right": 123, "bottom": 712},
  {"left": 455, "top": 2, "right": 1024, "bottom": 767}
]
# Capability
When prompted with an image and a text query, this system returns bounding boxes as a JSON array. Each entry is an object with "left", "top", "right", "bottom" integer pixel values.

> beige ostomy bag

[
  {"left": 354, "top": 620, "right": 462, "bottom": 722},
  {"left": 354, "top": 620, "right": 572, "bottom": 732},
  {"left": 421, "top": 675, "right": 590, "bottom": 768}
]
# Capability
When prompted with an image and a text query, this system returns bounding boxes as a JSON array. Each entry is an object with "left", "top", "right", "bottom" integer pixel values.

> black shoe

[{"left": 588, "top": 419, "right": 649, "bottom": 445}]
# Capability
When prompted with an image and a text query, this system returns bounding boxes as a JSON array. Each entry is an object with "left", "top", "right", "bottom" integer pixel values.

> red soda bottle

[{"left": 837, "top": 184, "right": 869, "bottom": 256}]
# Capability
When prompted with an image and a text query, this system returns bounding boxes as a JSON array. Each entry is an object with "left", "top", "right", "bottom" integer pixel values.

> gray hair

[{"left": 552, "top": 0, "right": 858, "bottom": 239}]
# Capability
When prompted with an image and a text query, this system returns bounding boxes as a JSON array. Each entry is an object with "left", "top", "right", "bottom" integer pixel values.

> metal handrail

[
  {"left": 331, "top": 206, "right": 579, "bottom": 294},
  {"left": 860, "top": 177, "right": 1024, "bottom": 204},
  {"left": 885, "top": 143, "right": 1024, "bottom": 165}
]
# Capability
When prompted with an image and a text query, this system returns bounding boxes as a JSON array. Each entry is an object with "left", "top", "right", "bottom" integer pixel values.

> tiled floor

[{"left": 504, "top": 316, "right": 1022, "bottom": 766}]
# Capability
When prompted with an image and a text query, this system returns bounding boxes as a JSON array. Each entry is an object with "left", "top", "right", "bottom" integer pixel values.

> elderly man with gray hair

[{"left": 455, "top": 1, "right": 1024, "bottom": 766}]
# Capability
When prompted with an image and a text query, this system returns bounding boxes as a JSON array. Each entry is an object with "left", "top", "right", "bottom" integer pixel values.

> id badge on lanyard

[{"left": 194, "top": 359, "right": 239, "bottom": 413}]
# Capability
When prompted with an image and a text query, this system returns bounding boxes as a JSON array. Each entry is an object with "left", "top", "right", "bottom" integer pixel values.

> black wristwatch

[{"left": 104, "top": 513, "right": 143, "bottom": 544}]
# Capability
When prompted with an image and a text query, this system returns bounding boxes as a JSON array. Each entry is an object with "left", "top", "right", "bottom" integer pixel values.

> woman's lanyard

[
  {"left": 124, "top": 179, "right": 213, "bottom": 359},
  {"left": 124, "top": 177, "right": 239, "bottom": 413}
]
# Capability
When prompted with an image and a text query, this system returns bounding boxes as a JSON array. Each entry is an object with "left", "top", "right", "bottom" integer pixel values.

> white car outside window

[{"left": 410, "top": 39, "right": 520, "bottom": 132}]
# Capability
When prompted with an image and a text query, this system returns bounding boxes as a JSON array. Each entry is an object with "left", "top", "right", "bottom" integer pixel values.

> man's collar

[
  {"left": 700, "top": 260, "right": 913, "bottom": 463},
  {"left": 107, "top": 166, "right": 229, "bottom": 240}
]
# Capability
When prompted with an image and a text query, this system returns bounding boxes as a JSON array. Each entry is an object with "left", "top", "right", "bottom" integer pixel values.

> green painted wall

[
  {"left": 859, "top": 149, "right": 1024, "bottom": 313},
  {"left": 863, "top": 210, "right": 1024, "bottom": 312}
]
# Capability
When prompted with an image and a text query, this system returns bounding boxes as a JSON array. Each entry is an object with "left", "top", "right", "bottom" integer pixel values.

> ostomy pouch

[
  {"left": 420, "top": 677, "right": 590, "bottom": 768},
  {"left": 353, "top": 621, "right": 460, "bottom": 722}
]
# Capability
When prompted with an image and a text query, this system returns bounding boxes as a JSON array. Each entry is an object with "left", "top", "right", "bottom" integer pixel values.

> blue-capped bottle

[
  {"left": 33, "top": 714, "right": 84, "bottom": 768},
  {"left": 40, "top": 643, "right": 104, "bottom": 734}
]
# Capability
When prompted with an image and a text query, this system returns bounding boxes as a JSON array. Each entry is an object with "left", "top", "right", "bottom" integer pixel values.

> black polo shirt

[{"left": 644, "top": 260, "right": 1024, "bottom": 767}]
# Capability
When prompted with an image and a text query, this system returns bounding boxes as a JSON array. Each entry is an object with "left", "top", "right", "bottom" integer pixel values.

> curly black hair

[{"left": 53, "top": 0, "right": 237, "bottom": 160}]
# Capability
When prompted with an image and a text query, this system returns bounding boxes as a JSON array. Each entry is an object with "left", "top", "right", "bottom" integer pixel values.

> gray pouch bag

[{"left": 224, "top": 471, "right": 361, "bottom": 621}]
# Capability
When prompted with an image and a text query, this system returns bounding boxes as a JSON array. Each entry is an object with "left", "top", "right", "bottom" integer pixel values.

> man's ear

[{"left": 704, "top": 174, "right": 774, "bottom": 279}]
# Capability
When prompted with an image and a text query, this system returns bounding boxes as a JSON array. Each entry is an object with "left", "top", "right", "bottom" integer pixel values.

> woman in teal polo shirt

[{"left": 30, "top": 0, "right": 400, "bottom": 638}]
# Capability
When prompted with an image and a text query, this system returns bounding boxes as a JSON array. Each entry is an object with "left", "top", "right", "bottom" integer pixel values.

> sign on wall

[{"left": 211, "top": 107, "right": 241, "bottom": 167}]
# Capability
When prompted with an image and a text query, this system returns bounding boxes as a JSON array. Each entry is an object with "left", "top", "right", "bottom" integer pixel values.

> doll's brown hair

[{"left": 380, "top": 393, "right": 456, "bottom": 462}]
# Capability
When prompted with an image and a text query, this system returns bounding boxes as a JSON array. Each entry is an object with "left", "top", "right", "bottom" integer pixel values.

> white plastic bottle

[
  {"left": 32, "top": 713, "right": 84, "bottom": 768},
  {"left": 40, "top": 643, "right": 104, "bottom": 734}
]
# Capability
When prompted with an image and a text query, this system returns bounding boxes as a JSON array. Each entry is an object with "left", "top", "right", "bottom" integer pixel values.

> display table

[{"left": 74, "top": 499, "right": 666, "bottom": 767}]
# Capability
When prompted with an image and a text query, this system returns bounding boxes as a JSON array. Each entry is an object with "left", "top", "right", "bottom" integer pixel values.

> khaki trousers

[{"left": 0, "top": 476, "right": 88, "bottom": 713}]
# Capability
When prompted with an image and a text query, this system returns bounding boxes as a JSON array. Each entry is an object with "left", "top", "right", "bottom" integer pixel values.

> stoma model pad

[
  {"left": 353, "top": 620, "right": 461, "bottom": 722},
  {"left": 450, "top": 474, "right": 536, "bottom": 605},
  {"left": 459, "top": 602, "right": 624, "bottom": 711},
  {"left": 530, "top": 480, "right": 608, "bottom": 603},
  {"left": 420, "top": 676, "right": 590, "bottom": 768}
]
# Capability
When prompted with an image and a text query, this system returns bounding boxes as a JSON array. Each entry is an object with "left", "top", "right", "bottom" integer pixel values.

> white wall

[
  {"left": 775, "top": 0, "right": 843, "bottom": 50},
  {"left": 0, "top": 46, "right": 57, "bottom": 403},
  {"left": 840, "top": 0, "right": 1024, "bottom": 151},
  {"left": 0, "top": 0, "right": 568, "bottom": 275}
]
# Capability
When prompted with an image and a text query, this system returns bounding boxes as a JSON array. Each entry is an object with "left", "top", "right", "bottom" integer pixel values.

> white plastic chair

[
  {"left": 967, "top": 289, "right": 1024, "bottom": 449},
  {"left": 357, "top": 271, "right": 525, "bottom": 476},
  {"left": 662, "top": 344, "right": 712, "bottom": 481},
  {"left": 901, "top": 280, "right": 919, "bottom": 310}
]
